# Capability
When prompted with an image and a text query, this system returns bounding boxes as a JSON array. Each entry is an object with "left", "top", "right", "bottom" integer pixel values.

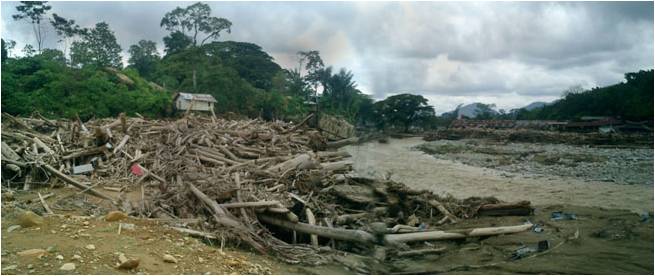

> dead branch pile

[{"left": 1, "top": 112, "right": 534, "bottom": 264}]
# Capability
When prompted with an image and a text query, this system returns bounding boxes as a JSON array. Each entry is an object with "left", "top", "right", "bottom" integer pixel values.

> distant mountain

[
  {"left": 521, "top": 101, "right": 547, "bottom": 111},
  {"left": 442, "top": 102, "right": 499, "bottom": 118}
]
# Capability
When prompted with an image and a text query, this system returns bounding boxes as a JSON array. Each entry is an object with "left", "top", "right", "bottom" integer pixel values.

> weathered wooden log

[
  {"left": 42, "top": 163, "right": 116, "bottom": 204},
  {"left": 266, "top": 153, "right": 319, "bottom": 174},
  {"left": 113, "top": 135, "right": 130, "bottom": 154},
  {"left": 1, "top": 142, "right": 21, "bottom": 161},
  {"left": 62, "top": 146, "right": 106, "bottom": 160},
  {"left": 33, "top": 137, "right": 55, "bottom": 155},
  {"left": 169, "top": 227, "right": 217, "bottom": 240},
  {"left": 428, "top": 200, "right": 458, "bottom": 224},
  {"left": 217, "top": 145, "right": 241, "bottom": 161},
  {"left": 184, "top": 177, "right": 266, "bottom": 254},
  {"left": 336, "top": 212, "right": 368, "bottom": 225},
  {"left": 305, "top": 208, "right": 319, "bottom": 248},
  {"left": 477, "top": 200, "right": 533, "bottom": 216},
  {"left": 283, "top": 113, "right": 314, "bottom": 134},
  {"left": 384, "top": 223, "right": 533, "bottom": 244},
  {"left": 317, "top": 151, "right": 352, "bottom": 159},
  {"left": 258, "top": 214, "right": 377, "bottom": 244},
  {"left": 219, "top": 201, "right": 281, "bottom": 208},
  {"left": 321, "top": 160, "right": 353, "bottom": 172},
  {"left": 397, "top": 247, "right": 447, "bottom": 257},
  {"left": 326, "top": 137, "right": 358, "bottom": 149}
]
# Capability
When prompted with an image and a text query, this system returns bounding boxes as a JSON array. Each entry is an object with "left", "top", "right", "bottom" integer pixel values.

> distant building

[{"left": 173, "top": 92, "right": 216, "bottom": 112}]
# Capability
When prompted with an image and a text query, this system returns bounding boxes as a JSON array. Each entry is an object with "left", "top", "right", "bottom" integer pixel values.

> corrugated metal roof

[{"left": 175, "top": 92, "right": 217, "bottom": 103}]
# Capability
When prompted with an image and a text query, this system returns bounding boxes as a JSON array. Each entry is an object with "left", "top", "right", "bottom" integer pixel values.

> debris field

[{"left": 0, "top": 112, "right": 586, "bottom": 273}]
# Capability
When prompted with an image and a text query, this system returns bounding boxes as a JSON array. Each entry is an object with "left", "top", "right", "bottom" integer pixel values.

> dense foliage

[
  {"left": 515, "top": 70, "right": 654, "bottom": 121},
  {"left": 371, "top": 94, "right": 436, "bottom": 132},
  {"left": 1, "top": 51, "right": 171, "bottom": 120}
]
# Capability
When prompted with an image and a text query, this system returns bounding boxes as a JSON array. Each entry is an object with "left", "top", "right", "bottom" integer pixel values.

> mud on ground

[{"left": 415, "top": 138, "right": 653, "bottom": 185}]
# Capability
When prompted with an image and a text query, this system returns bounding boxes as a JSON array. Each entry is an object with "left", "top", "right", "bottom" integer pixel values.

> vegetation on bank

[
  {"left": 1, "top": 1, "right": 652, "bottom": 131},
  {"left": 512, "top": 70, "right": 653, "bottom": 121}
]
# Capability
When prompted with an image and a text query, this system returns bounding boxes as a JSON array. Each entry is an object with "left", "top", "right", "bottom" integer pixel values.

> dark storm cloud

[{"left": 2, "top": 1, "right": 652, "bottom": 113}]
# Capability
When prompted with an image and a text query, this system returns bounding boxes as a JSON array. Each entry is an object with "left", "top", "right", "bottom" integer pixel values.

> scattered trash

[
  {"left": 119, "top": 223, "right": 136, "bottom": 231},
  {"left": 511, "top": 240, "right": 550, "bottom": 260},
  {"left": 639, "top": 212, "right": 650, "bottom": 223},
  {"left": 551, "top": 211, "right": 577, "bottom": 221},
  {"left": 72, "top": 164, "right": 94, "bottom": 174}
]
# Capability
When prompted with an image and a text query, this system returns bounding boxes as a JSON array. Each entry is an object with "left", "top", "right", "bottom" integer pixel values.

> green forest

[
  {"left": 1, "top": 1, "right": 653, "bottom": 131},
  {"left": 512, "top": 70, "right": 653, "bottom": 121}
]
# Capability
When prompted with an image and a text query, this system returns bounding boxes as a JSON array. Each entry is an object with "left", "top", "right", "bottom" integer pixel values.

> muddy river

[{"left": 344, "top": 137, "right": 653, "bottom": 212}]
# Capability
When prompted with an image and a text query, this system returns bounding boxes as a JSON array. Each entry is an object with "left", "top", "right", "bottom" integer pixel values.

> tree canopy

[
  {"left": 372, "top": 94, "right": 436, "bottom": 132},
  {"left": 12, "top": 1, "right": 51, "bottom": 52},
  {"left": 160, "top": 2, "right": 232, "bottom": 50},
  {"left": 70, "top": 22, "right": 122, "bottom": 68},
  {"left": 128, "top": 40, "right": 160, "bottom": 79}
]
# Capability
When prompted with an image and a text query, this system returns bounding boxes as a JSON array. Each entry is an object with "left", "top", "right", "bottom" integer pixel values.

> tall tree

[
  {"left": 374, "top": 94, "right": 436, "bottom": 132},
  {"left": 22, "top": 44, "right": 36, "bottom": 57},
  {"left": 160, "top": 2, "right": 232, "bottom": 49},
  {"left": 12, "top": 1, "right": 51, "bottom": 53},
  {"left": 325, "top": 68, "right": 356, "bottom": 110},
  {"left": 70, "top": 22, "right": 122, "bottom": 68},
  {"left": 1, "top": 39, "right": 7, "bottom": 61},
  {"left": 4, "top": 39, "right": 17, "bottom": 58},
  {"left": 128, "top": 40, "right": 160, "bottom": 78},
  {"left": 297, "top": 50, "right": 324, "bottom": 99},
  {"left": 163, "top": 31, "right": 192, "bottom": 54},
  {"left": 50, "top": 13, "right": 84, "bottom": 58}
]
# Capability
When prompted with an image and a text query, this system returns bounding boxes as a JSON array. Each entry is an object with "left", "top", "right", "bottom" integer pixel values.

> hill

[
  {"left": 442, "top": 102, "right": 499, "bottom": 119},
  {"left": 516, "top": 70, "right": 653, "bottom": 121}
]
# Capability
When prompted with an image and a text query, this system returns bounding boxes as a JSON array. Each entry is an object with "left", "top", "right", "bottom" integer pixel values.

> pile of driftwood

[{"left": 1, "top": 112, "right": 534, "bottom": 265}]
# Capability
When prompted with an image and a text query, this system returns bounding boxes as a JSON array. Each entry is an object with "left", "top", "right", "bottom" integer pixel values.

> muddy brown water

[{"left": 344, "top": 137, "right": 653, "bottom": 213}]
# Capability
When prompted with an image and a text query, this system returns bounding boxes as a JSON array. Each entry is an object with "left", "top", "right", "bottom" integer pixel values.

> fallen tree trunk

[
  {"left": 41, "top": 163, "right": 116, "bottom": 204},
  {"left": 185, "top": 177, "right": 266, "bottom": 254},
  {"left": 258, "top": 214, "right": 377, "bottom": 244},
  {"left": 477, "top": 200, "right": 533, "bottom": 216},
  {"left": 397, "top": 247, "right": 447, "bottom": 257},
  {"left": 266, "top": 153, "right": 319, "bottom": 174},
  {"left": 326, "top": 137, "right": 358, "bottom": 149},
  {"left": 320, "top": 160, "right": 353, "bottom": 173},
  {"left": 62, "top": 146, "right": 106, "bottom": 160},
  {"left": 305, "top": 208, "right": 319, "bottom": 248},
  {"left": 219, "top": 201, "right": 281, "bottom": 209},
  {"left": 384, "top": 223, "right": 533, "bottom": 244}
]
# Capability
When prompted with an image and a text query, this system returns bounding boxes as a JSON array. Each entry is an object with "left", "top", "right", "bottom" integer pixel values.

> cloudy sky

[{"left": 2, "top": 1, "right": 653, "bottom": 113}]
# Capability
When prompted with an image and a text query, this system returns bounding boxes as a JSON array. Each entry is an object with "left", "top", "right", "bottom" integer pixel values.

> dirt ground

[
  {"left": 0, "top": 188, "right": 291, "bottom": 275},
  {"left": 345, "top": 137, "right": 653, "bottom": 213}
]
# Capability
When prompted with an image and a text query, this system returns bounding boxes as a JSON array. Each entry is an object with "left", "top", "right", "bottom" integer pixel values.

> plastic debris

[{"left": 551, "top": 211, "right": 577, "bottom": 221}]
